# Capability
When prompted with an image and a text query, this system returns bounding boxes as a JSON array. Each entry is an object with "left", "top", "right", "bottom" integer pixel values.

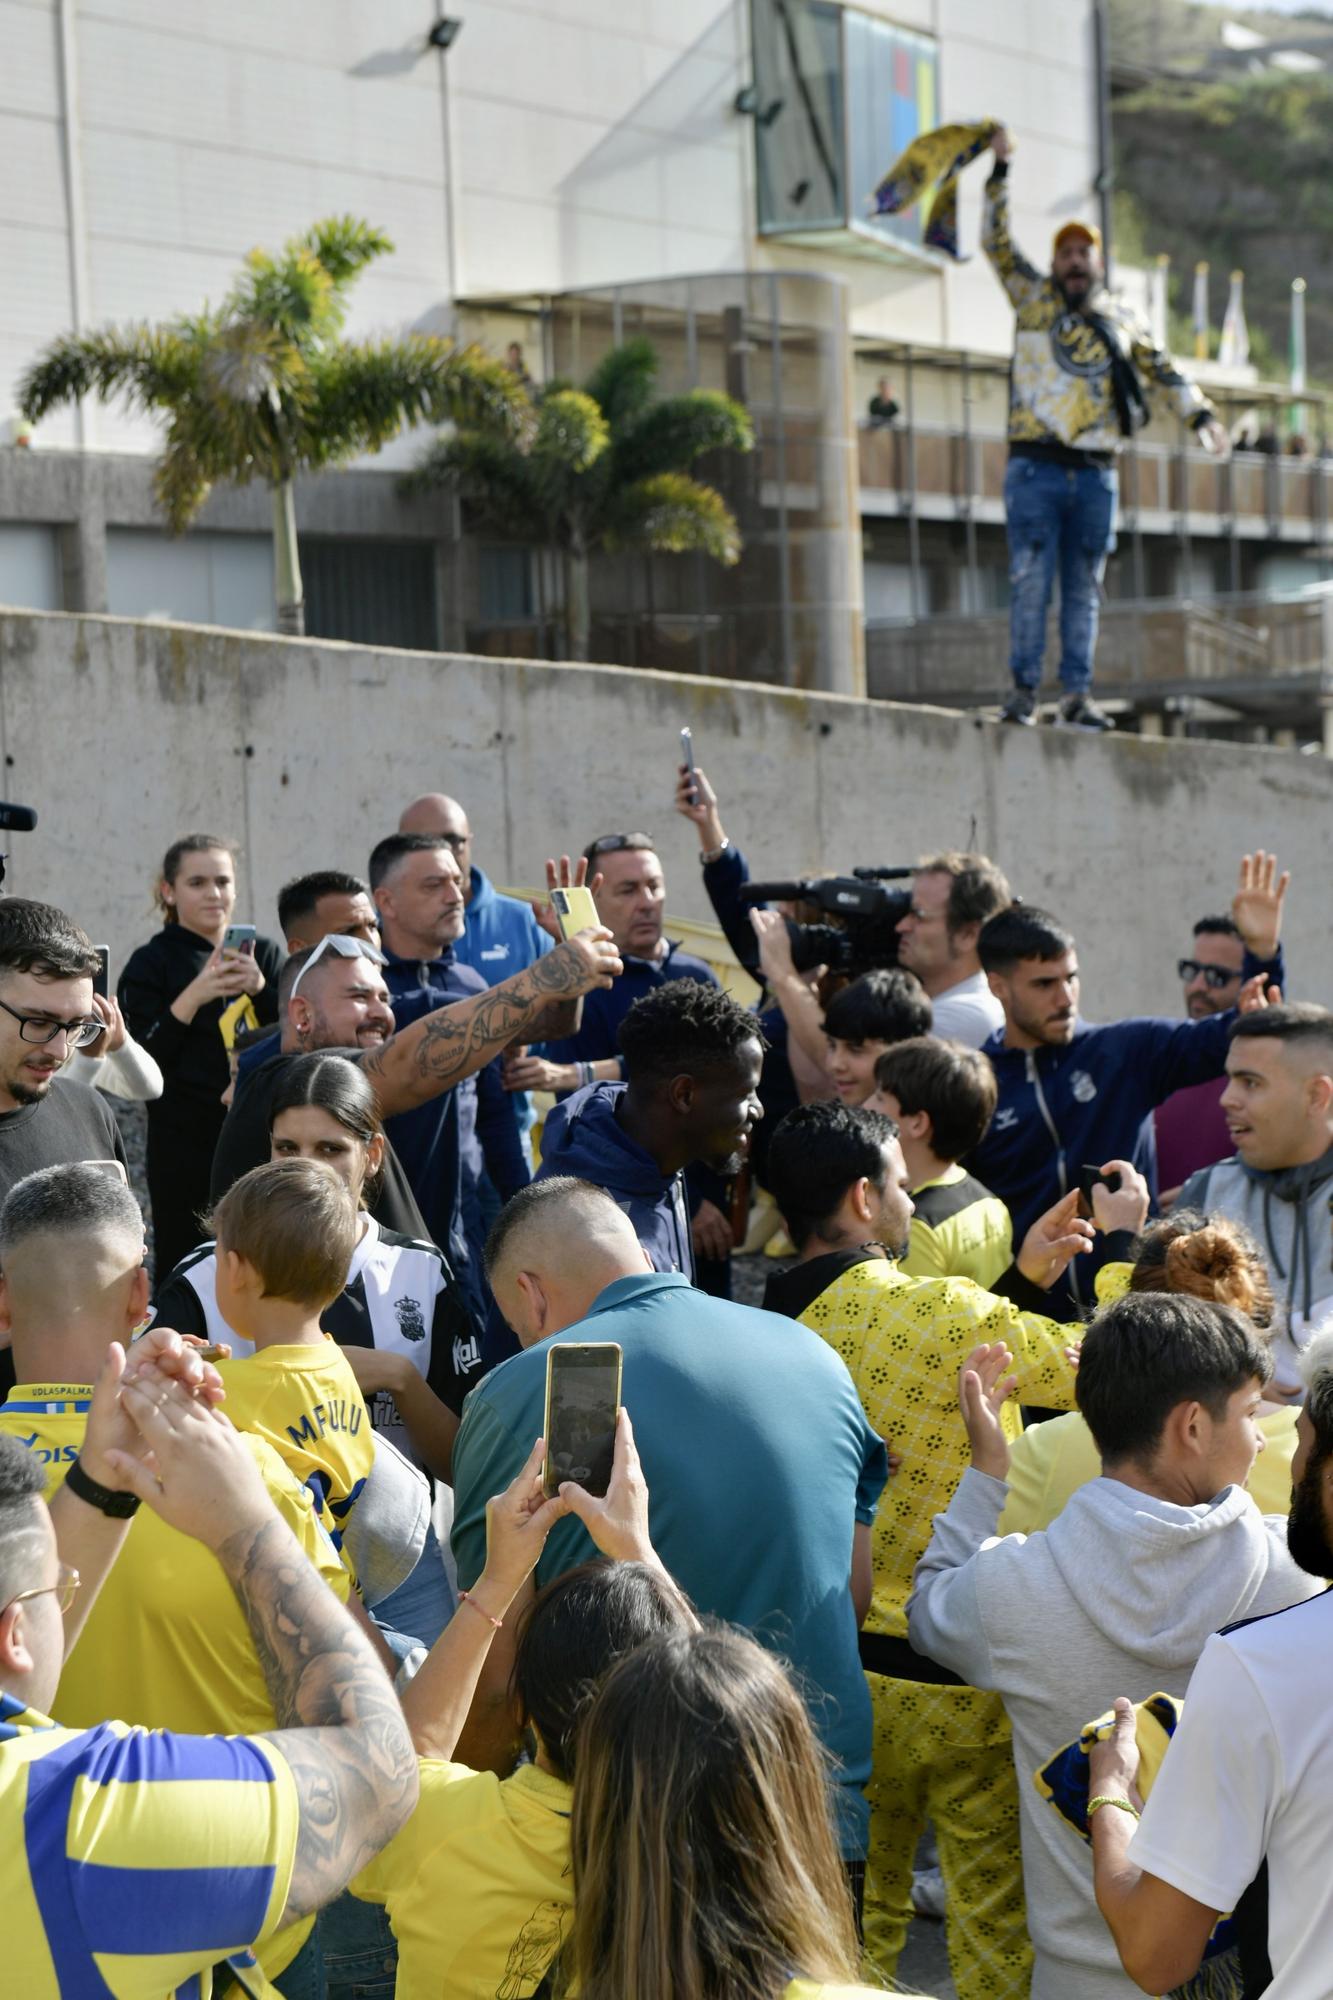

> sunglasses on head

[
  {"left": 290, "top": 932, "right": 387, "bottom": 1001},
  {"left": 1177, "top": 959, "right": 1239, "bottom": 990},
  {"left": 587, "top": 833, "right": 656, "bottom": 857}
]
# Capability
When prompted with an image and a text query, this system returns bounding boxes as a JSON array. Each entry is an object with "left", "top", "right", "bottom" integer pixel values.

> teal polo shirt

[{"left": 451, "top": 1271, "right": 887, "bottom": 1857}]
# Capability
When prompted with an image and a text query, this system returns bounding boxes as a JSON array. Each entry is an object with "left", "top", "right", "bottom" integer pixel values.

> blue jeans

[
  {"left": 371, "top": 1521, "right": 454, "bottom": 1653},
  {"left": 279, "top": 1893, "right": 397, "bottom": 1999},
  {"left": 1004, "top": 455, "right": 1117, "bottom": 693}
]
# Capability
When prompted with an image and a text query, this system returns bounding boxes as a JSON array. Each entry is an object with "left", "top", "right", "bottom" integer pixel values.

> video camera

[{"left": 739, "top": 867, "right": 914, "bottom": 977}]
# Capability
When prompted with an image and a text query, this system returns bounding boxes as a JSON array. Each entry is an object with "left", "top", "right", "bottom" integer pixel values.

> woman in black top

[{"left": 119, "top": 831, "right": 281, "bottom": 1275}]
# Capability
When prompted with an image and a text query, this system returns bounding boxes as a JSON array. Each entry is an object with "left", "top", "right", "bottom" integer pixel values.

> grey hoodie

[
  {"left": 907, "top": 1468, "right": 1323, "bottom": 2000},
  {"left": 1179, "top": 1145, "right": 1333, "bottom": 1396}
]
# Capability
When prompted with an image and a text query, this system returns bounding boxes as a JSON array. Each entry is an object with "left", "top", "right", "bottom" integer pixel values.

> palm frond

[
  {"left": 230, "top": 246, "right": 338, "bottom": 348},
  {"left": 583, "top": 336, "right": 659, "bottom": 433},
  {"left": 605, "top": 473, "right": 743, "bottom": 564},
  {"left": 533, "top": 390, "right": 610, "bottom": 473},
  {"left": 18, "top": 324, "right": 205, "bottom": 423},
  {"left": 404, "top": 430, "right": 547, "bottom": 540},
  {"left": 298, "top": 216, "right": 395, "bottom": 289},
  {"left": 152, "top": 433, "right": 213, "bottom": 531},
  {"left": 615, "top": 390, "right": 754, "bottom": 482}
]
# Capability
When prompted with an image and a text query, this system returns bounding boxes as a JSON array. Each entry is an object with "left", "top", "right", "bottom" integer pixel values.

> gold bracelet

[{"left": 1087, "top": 1794, "right": 1139, "bottom": 1822}]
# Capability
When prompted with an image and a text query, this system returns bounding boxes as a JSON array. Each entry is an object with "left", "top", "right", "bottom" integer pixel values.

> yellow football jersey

[{"left": 217, "top": 1340, "right": 375, "bottom": 1550}]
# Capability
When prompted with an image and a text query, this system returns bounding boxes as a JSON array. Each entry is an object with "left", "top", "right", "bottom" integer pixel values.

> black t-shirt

[
  {"left": 210, "top": 1049, "right": 433, "bottom": 1245},
  {"left": 0, "top": 1079, "right": 130, "bottom": 1398}
]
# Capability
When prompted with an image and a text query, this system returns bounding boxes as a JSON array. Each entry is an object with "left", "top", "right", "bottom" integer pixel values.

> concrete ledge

[{"left": 0, "top": 607, "right": 1328, "bottom": 1017}]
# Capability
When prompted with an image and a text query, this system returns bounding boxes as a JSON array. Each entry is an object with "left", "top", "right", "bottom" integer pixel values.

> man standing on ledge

[{"left": 984, "top": 126, "right": 1229, "bottom": 732}]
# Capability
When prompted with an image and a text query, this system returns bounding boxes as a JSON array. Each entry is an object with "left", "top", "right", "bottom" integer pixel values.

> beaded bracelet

[
  {"left": 458, "top": 1590, "right": 504, "bottom": 1631},
  {"left": 1087, "top": 1794, "right": 1140, "bottom": 1822}
]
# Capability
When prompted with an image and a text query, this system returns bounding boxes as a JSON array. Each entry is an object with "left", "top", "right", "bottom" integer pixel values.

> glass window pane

[
  {"left": 753, "top": 0, "right": 846, "bottom": 233},
  {"left": 847, "top": 16, "right": 939, "bottom": 250}
]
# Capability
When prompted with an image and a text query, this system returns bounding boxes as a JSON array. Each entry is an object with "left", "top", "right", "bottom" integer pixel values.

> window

[
  {"left": 302, "top": 538, "right": 438, "bottom": 651},
  {"left": 751, "top": 0, "right": 939, "bottom": 254}
]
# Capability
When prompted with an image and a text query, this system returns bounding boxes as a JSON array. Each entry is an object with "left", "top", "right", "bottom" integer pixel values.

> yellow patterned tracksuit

[
  {"left": 797, "top": 1257, "right": 1081, "bottom": 2000},
  {"left": 981, "top": 169, "right": 1211, "bottom": 452}
]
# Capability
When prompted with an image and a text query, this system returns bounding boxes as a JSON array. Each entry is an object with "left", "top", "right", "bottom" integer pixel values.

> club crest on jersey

[
  {"left": 394, "top": 1296, "right": 427, "bottom": 1343},
  {"left": 1070, "top": 1071, "right": 1097, "bottom": 1104}
]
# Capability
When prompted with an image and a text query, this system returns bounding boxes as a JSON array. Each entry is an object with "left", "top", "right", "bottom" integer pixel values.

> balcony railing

[{"left": 866, "top": 590, "right": 1333, "bottom": 722}]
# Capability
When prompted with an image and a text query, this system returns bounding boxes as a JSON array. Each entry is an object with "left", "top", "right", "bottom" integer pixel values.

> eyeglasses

[
  {"left": 289, "top": 932, "right": 387, "bottom": 1002},
  {"left": 587, "top": 833, "right": 655, "bottom": 857},
  {"left": 1177, "top": 959, "right": 1240, "bottom": 991},
  {"left": 0, "top": 997, "right": 103, "bottom": 1048},
  {"left": 10, "top": 1563, "right": 81, "bottom": 1615}
]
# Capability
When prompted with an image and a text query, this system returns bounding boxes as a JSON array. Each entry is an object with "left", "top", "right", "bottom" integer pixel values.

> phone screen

[
  {"left": 543, "top": 1342, "right": 622, "bottom": 1499},
  {"left": 92, "top": 946, "right": 110, "bottom": 1000},
  {"left": 550, "top": 885, "right": 600, "bottom": 941},
  {"left": 1077, "top": 1164, "right": 1120, "bottom": 1221},
  {"left": 680, "top": 726, "right": 695, "bottom": 774}
]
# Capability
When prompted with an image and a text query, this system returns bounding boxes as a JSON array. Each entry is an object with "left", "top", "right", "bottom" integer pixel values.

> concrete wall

[{"left": 0, "top": 609, "right": 1328, "bottom": 1018}]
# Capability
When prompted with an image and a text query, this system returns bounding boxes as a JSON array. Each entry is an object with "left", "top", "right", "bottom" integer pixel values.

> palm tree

[
  {"left": 19, "top": 217, "right": 524, "bottom": 634},
  {"left": 407, "top": 336, "right": 754, "bottom": 661}
]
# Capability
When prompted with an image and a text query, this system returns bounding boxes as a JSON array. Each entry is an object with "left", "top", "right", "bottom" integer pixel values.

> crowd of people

[{"left": 0, "top": 768, "right": 1329, "bottom": 2000}]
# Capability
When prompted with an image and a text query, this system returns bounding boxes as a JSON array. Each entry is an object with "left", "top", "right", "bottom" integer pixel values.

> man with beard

[
  {"left": 1177, "top": 1004, "right": 1333, "bottom": 1401},
  {"left": 449, "top": 1176, "right": 887, "bottom": 1888},
  {"left": 1088, "top": 1323, "right": 1333, "bottom": 2000},
  {"left": 972, "top": 859, "right": 1287, "bottom": 1321},
  {"left": 209, "top": 925, "right": 620, "bottom": 1242},
  {"left": 480, "top": 983, "right": 764, "bottom": 1369},
  {"left": 762, "top": 1099, "right": 1140, "bottom": 1999},
  {"left": 983, "top": 125, "right": 1228, "bottom": 730}
]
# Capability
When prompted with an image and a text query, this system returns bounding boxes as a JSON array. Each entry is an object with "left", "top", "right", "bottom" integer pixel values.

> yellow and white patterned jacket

[
  {"left": 982, "top": 171, "right": 1212, "bottom": 456},
  {"left": 798, "top": 1257, "right": 1084, "bottom": 1640}
]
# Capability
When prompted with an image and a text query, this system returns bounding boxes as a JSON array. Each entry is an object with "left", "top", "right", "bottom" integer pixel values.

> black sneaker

[
  {"left": 999, "top": 689, "right": 1037, "bottom": 725},
  {"left": 1057, "top": 693, "right": 1114, "bottom": 732}
]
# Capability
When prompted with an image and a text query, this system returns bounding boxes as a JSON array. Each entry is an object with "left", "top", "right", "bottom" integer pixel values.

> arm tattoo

[
  {"left": 363, "top": 943, "right": 591, "bottom": 1111},
  {"left": 217, "top": 1516, "right": 417, "bottom": 1922}
]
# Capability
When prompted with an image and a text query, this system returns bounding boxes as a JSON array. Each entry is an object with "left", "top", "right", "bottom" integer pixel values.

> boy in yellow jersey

[
  {"left": 866, "top": 1037, "right": 1013, "bottom": 1289},
  {"left": 763, "top": 1101, "right": 1147, "bottom": 2000},
  {"left": 0, "top": 1161, "right": 354, "bottom": 1989},
  {"left": 209, "top": 1159, "right": 375, "bottom": 1551}
]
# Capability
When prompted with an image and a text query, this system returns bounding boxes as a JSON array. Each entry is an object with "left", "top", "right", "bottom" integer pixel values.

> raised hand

[
  {"left": 1232, "top": 849, "right": 1289, "bottom": 962},
  {"left": 75, "top": 992, "right": 127, "bottom": 1062},
  {"left": 551, "top": 926, "right": 622, "bottom": 994},
  {"left": 481, "top": 1435, "right": 568, "bottom": 1602},
  {"left": 1238, "top": 972, "right": 1281, "bottom": 1014},
  {"left": 674, "top": 764, "right": 725, "bottom": 853},
  {"left": 1017, "top": 1189, "right": 1094, "bottom": 1288},
  {"left": 749, "top": 906, "right": 803, "bottom": 985},
  {"left": 103, "top": 1373, "right": 275, "bottom": 1550},
  {"left": 81, "top": 1329, "right": 226, "bottom": 1489},
  {"left": 958, "top": 1343, "right": 1017, "bottom": 1481},
  {"left": 559, "top": 1407, "right": 656, "bottom": 1566},
  {"left": 530, "top": 854, "right": 604, "bottom": 944}
]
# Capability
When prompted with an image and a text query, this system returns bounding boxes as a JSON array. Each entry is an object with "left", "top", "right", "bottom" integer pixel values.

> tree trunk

[
  {"left": 272, "top": 478, "right": 305, "bottom": 636},
  {"left": 566, "top": 545, "right": 590, "bottom": 662}
]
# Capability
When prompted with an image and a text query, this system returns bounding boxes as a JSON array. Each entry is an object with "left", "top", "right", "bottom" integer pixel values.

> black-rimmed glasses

[{"left": 0, "top": 997, "right": 102, "bottom": 1048}]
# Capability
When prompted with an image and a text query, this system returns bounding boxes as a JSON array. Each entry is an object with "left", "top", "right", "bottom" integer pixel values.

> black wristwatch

[{"left": 65, "top": 1455, "right": 141, "bottom": 1518}]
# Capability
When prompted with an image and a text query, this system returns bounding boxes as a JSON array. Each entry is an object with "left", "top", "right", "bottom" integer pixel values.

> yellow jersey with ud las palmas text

[
  {"left": 216, "top": 1341, "right": 374, "bottom": 1550},
  {"left": 2, "top": 1691, "right": 299, "bottom": 1999}
]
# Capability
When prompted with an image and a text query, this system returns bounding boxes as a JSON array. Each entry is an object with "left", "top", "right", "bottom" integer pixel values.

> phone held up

[
  {"left": 550, "top": 885, "right": 600, "bottom": 941},
  {"left": 221, "top": 923, "right": 256, "bottom": 959},
  {"left": 680, "top": 726, "right": 697, "bottom": 803},
  {"left": 542, "top": 1341, "right": 623, "bottom": 1500},
  {"left": 92, "top": 946, "right": 110, "bottom": 1001},
  {"left": 1077, "top": 1163, "right": 1121, "bottom": 1222}
]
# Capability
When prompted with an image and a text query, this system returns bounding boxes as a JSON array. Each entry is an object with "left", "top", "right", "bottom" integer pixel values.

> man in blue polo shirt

[
  {"left": 450, "top": 1175, "right": 888, "bottom": 1879},
  {"left": 369, "top": 833, "right": 529, "bottom": 1320}
]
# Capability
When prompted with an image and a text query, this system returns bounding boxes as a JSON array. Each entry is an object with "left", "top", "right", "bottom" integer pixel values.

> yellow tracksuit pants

[{"left": 863, "top": 1672, "right": 1032, "bottom": 2000}]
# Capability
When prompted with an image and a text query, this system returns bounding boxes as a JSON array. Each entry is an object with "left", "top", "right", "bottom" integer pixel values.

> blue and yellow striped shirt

[{"left": 3, "top": 1695, "right": 298, "bottom": 1998}]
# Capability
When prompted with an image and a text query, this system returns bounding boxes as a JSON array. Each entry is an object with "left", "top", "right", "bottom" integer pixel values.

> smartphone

[
  {"left": 1077, "top": 1163, "right": 1121, "bottom": 1221},
  {"left": 550, "top": 885, "right": 600, "bottom": 940},
  {"left": 221, "top": 923, "right": 256, "bottom": 959},
  {"left": 81, "top": 1159, "right": 128, "bottom": 1185},
  {"left": 92, "top": 945, "right": 110, "bottom": 1000},
  {"left": 542, "top": 1341, "right": 623, "bottom": 1499},
  {"left": 680, "top": 726, "right": 697, "bottom": 802}
]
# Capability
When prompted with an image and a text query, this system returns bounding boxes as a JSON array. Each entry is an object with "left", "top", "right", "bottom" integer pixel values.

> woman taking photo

[{"left": 119, "top": 832, "right": 281, "bottom": 1273}]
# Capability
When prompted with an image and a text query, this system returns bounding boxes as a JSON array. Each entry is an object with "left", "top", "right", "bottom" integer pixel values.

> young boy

[
  {"left": 211, "top": 1158, "right": 373, "bottom": 1549},
  {"left": 866, "top": 1036, "right": 1011, "bottom": 1288},
  {"left": 822, "top": 969, "right": 933, "bottom": 1105}
]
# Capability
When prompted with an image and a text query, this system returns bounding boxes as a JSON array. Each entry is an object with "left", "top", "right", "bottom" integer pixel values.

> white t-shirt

[
  {"left": 929, "top": 970, "right": 1005, "bottom": 1050},
  {"left": 1129, "top": 1588, "right": 1333, "bottom": 1999}
]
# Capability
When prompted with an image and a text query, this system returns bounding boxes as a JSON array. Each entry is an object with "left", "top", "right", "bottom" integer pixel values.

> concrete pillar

[
  {"left": 57, "top": 464, "right": 107, "bottom": 612},
  {"left": 1138, "top": 711, "right": 1165, "bottom": 738}
]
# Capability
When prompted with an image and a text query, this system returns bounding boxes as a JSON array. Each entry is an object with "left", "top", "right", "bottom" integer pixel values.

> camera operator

[
  {"left": 895, "top": 853, "right": 1011, "bottom": 1049},
  {"left": 751, "top": 910, "right": 931, "bottom": 1107}
]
